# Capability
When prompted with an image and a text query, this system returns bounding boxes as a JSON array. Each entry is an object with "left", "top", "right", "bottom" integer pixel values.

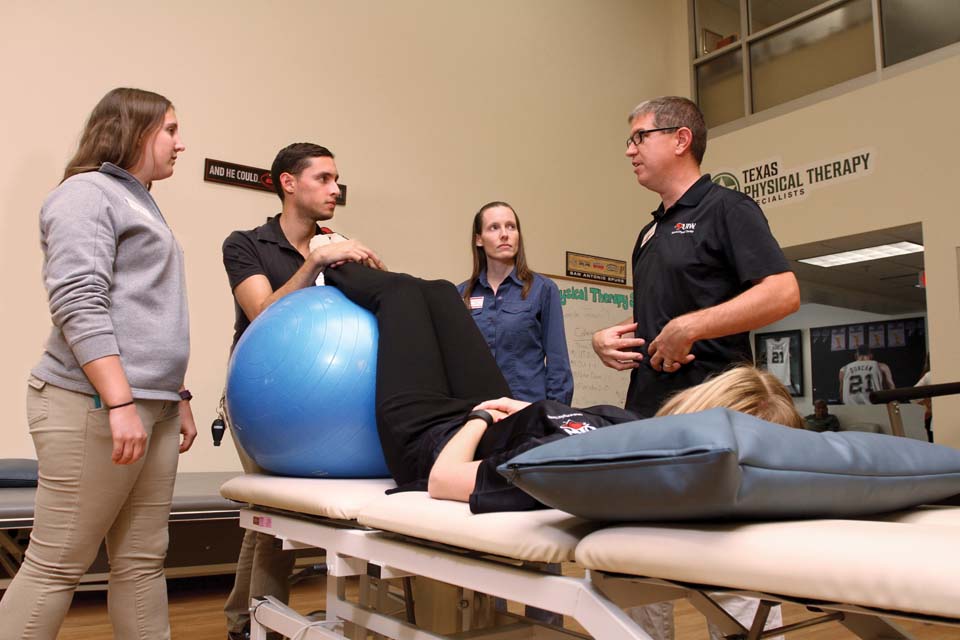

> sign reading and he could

[{"left": 711, "top": 148, "right": 874, "bottom": 208}]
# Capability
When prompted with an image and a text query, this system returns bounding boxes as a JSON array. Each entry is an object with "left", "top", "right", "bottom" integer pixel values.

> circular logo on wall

[{"left": 712, "top": 172, "right": 740, "bottom": 191}]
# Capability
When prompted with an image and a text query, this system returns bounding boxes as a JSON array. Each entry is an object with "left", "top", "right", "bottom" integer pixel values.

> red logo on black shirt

[
  {"left": 672, "top": 222, "right": 696, "bottom": 235},
  {"left": 560, "top": 420, "right": 597, "bottom": 435}
]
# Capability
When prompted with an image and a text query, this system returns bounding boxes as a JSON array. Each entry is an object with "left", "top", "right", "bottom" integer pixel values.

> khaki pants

[
  {"left": 223, "top": 408, "right": 297, "bottom": 634},
  {"left": 0, "top": 377, "right": 181, "bottom": 640}
]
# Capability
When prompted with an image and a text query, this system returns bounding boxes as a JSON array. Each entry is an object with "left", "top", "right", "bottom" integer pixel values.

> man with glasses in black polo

[
  {"left": 592, "top": 96, "right": 800, "bottom": 417},
  {"left": 592, "top": 94, "right": 799, "bottom": 640}
]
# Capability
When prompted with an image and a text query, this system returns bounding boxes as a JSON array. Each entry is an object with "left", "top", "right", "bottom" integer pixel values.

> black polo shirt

[
  {"left": 222, "top": 214, "right": 335, "bottom": 348},
  {"left": 625, "top": 174, "right": 790, "bottom": 416}
]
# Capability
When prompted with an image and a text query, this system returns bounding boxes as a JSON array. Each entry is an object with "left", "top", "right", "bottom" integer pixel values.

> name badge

[{"left": 469, "top": 296, "right": 484, "bottom": 310}]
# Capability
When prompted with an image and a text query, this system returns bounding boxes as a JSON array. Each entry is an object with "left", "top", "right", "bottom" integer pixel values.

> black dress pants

[{"left": 325, "top": 264, "right": 511, "bottom": 486}]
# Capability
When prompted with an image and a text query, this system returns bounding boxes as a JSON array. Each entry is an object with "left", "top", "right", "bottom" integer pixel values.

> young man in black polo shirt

[
  {"left": 592, "top": 95, "right": 798, "bottom": 640},
  {"left": 592, "top": 96, "right": 800, "bottom": 418},
  {"left": 220, "top": 142, "right": 383, "bottom": 640}
]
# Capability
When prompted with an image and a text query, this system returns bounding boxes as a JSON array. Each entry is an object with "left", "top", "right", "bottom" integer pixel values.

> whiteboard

[{"left": 546, "top": 274, "right": 634, "bottom": 408}]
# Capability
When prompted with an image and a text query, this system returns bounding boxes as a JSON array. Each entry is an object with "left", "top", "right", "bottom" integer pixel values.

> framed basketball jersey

[
  {"left": 764, "top": 337, "right": 792, "bottom": 386},
  {"left": 753, "top": 329, "right": 803, "bottom": 397}
]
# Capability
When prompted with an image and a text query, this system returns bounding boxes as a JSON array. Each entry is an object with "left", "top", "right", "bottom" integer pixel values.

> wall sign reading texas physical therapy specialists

[
  {"left": 565, "top": 251, "right": 627, "bottom": 285},
  {"left": 204, "top": 158, "right": 347, "bottom": 204},
  {"left": 711, "top": 148, "right": 874, "bottom": 208}
]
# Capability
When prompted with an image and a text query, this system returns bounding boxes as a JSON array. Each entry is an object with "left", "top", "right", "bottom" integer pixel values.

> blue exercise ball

[{"left": 226, "top": 286, "right": 389, "bottom": 478}]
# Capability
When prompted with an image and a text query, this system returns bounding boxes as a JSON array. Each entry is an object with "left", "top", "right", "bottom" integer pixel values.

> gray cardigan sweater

[{"left": 31, "top": 163, "right": 189, "bottom": 400}]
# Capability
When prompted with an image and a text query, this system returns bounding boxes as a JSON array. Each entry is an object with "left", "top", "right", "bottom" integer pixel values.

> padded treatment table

[
  {"left": 577, "top": 508, "right": 960, "bottom": 631},
  {"left": 1, "top": 471, "right": 242, "bottom": 590},
  {"left": 221, "top": 473, "right": 960, "bottom": 640}
]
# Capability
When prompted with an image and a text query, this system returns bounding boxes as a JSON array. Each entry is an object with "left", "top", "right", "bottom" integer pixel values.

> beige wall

[
  {"left": 0, "top": 1, "right": 689, "bottom": 470},
  {"left": 703, "top": 50, "right": 960, "bottom": 447}
]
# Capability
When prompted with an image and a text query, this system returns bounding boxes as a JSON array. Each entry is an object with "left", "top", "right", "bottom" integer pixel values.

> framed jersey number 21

[{"left": 753, "top": 329, "right": 804, "bottom": 397}]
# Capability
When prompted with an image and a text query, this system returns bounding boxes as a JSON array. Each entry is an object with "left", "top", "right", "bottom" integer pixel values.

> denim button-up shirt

[{"left": 458, "top": 271, "right": 573, "bottom": 404}]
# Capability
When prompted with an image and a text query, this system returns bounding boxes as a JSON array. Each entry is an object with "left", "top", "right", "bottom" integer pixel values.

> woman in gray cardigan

[{"left": 0, "top": 88, "right": 196, "bottom": 640}]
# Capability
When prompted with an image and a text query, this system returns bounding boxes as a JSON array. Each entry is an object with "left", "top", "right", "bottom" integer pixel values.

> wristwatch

[
  {"left": 179, "top": 389, "right": 193, "bottom": 402},
  {"left": 466, "top": 409, "right": 494, "bottom": 428}
]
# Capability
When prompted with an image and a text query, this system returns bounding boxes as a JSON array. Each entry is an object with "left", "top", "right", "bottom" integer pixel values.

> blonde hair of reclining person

[{"left": 655, "top": 366, "right": 803, "bottom": 428}]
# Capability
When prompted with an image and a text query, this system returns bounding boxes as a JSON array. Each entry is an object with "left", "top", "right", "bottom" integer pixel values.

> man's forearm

[
  {"left": 256, "top": 258, "right": 322, "bottom": 317},
  {"left": 682, "top": 272, "right": 800, "bottom": 343}
]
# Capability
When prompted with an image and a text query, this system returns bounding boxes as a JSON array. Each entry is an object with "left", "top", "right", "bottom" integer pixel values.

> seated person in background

[
  {"left": 324, "top": 263, "right": 803, "bottom": 513},
  {"left": 804, "top": 399, "right": 840, "bottom": 432}
]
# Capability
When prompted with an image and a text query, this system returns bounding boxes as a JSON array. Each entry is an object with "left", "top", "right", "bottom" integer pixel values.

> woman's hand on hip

[{"left": 109, "top": 404, "right": 147, "bottom": 465}]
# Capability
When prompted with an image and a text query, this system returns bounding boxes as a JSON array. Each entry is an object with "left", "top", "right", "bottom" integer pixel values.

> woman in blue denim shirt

[{"left": 458, "top": 202, "right": 574, "bottom": 404}]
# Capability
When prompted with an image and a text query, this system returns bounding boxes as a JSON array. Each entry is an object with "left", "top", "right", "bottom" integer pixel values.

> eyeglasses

[{"left": 625, "top": 127, "right": 679, "bottom": 148}]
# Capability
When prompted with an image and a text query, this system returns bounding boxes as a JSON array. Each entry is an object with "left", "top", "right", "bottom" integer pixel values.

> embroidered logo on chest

[{"left": 671, "top": 222, "right": 696, "bottom": 235}]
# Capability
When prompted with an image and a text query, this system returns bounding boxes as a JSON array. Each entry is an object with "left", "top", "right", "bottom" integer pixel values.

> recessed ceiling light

[{"left": 797, "top": 242, "right": 923, "bottom": 267}]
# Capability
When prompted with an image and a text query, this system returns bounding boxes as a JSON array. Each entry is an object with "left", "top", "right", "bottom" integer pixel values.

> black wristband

[
  {"left": 108, "top": 400, "right": 136, "bottom": 411},
  {"left": 466, "top": 409, "right": 495, "bottom": 428}
]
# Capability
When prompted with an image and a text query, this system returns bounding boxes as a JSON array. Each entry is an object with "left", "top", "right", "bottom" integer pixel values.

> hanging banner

[{"left": 711, "top": 148, "right": 875, "bottom": 208}]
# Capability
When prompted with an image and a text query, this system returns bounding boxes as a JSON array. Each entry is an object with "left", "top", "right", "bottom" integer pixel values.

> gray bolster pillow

[{"left": 498, "top": 408, "right": 960, "bottom": 521}]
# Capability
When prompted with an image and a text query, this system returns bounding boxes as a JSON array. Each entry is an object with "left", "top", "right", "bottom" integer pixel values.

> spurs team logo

[{"left": 672, "top": 222, "right": 696, "bottom": 235}]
